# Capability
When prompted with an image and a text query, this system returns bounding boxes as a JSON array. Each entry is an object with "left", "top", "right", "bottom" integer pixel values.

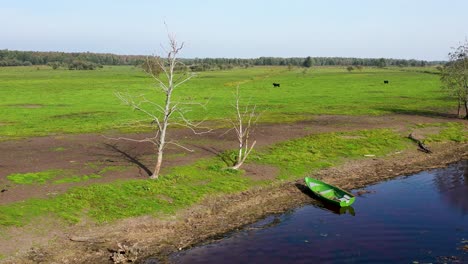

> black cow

[
  {"left": 384, "top": 80, "right": 389, "bottom": 84},
  {"left": 272, "top": 83, "right": 280, "bottom": 87}
]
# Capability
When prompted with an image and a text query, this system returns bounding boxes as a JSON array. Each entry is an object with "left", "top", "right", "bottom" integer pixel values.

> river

[{"left": 148, "top": 160, "right": 468, "bottom": 263}]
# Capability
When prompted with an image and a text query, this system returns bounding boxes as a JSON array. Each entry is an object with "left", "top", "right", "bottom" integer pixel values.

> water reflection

[
  {"left": 245, "top": 214, "right": 284, "bottom": 231},
  {"left": 314, "top": 203, "right": 356, "bottom": 216},
  {"left": 433, "top": 160, "right": 468, "bottom": 214}
]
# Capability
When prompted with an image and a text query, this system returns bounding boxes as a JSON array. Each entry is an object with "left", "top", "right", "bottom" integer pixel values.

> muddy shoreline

[{"left": 3, "top": 141, "right": 466, "bottom": 264}]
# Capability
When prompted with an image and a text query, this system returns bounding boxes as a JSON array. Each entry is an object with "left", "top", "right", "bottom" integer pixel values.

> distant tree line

[
  {"left": 178, "top": 57, "right": 436, "bottom": 71},
  {"left": 0, "top": 50, "right": 146, "bottom": 68},
  {"left": 0, "top": 49, "right": 437, "bottom": 71}
]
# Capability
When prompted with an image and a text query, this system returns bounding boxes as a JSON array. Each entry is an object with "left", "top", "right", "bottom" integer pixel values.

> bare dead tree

[
  {"left": 108, "top": 34, "right": 208, "bottom": 179},
  {"left": 225, "top": 85, "right": 259, "bottom": 170}
]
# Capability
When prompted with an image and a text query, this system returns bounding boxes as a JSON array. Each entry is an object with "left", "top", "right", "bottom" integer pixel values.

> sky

[{"left": 1, "top": 0, "right": 467, "bottom": 60}]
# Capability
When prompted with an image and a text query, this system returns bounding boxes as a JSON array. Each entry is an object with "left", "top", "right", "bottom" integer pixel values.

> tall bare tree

[
  {"left": 226, "top": 85, "right": 259, "bottom": 170},
  {"left": 441, "top": 40, "right": 468, "bottom": 119},
  {"left": 110, "top": 34, "right": 206, "bottom": 179}
]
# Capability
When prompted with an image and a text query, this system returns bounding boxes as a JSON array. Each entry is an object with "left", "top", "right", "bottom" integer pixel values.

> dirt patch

[
  {"left": 0, "top": 122, "right": 14, "bottom": 127},
  {"left": 339, "top": 135, "right": 364, "bottom": 139},
  {"left": 0, "top": 217, "right": 68, "bottom": 262},
  {"left": 191, "top": 179, "right": 211, "bottom": 186},
  {"left": 242, "top": 163, "right": 279, "bottom": 180},
  {"left": 156, "top": 194, "right": 174, "bottom": 204},
  {"left": 51, "top": 111, "right": 113, "bottom": 119},
  {"left": 7, "top": 104, "right": 43, "bottom": 109},
  {"left": 409, "top": 126, "right": 443, "bottom": 140}
]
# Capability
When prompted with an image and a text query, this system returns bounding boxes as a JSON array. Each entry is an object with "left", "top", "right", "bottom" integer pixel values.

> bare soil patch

[
  {"left": 51, "top": 111, "right": 114, "bottom": 119},
  {"left": 7, "top": 104, "right": 43, "bottom": 109},
  {"left": 241, "top": 163, "right": 279, "bottom": 181},
  {"left": 410, "top": 126, "right": 443, "bottom": 140},
  {"left": 0, "top": 122, "right": 14, "bottom": 127},
  {"left": 155, "top": 194, "right": 174, "bottom": 204}
]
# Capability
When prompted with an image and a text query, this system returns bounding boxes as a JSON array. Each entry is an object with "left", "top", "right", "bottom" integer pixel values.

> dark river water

[{"left": 150, "top": 160, "right": 468, "bottom": 263}]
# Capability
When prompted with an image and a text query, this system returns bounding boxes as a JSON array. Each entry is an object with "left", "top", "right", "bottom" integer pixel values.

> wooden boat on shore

[{"left": 304, "top": 177, "right": 355, "bottom": 207}]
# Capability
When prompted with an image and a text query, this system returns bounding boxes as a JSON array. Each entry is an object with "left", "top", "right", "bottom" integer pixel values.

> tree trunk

[
  {"left": 230, "top": 140, "right": 256, "bottom": 170},
  {"left": 464, "top": 100, "right": 468, "bottom": 119},
  {"left": 408, "top": 133, "right": 432, "bottom": 153},
  {"left": 231, "top": 162, "right": 243, "bottom": 170},
  {"left": 234, "top": 141, "right": 243, "bottom": 168},
  {"left": 151, "top": 149, "right": 163, "bottom": 179},
  {"left": 230, "top": 141, "right": 244, "bottom": 170},
  {"left": 152, "top": 120, "right": 168, "bottom": 179}
]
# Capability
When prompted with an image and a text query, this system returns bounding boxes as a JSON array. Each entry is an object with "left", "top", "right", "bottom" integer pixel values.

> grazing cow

[
  {"left": 384, "top": 80, "right": 389, "bottom": 84},
  {"left": 272, "top": 83, "right": 280, "bottom": 87}
]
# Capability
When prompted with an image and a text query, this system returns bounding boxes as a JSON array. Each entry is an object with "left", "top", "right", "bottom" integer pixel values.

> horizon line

[{"left": 0, "top": 48, "right": 445, "bottom": 62}]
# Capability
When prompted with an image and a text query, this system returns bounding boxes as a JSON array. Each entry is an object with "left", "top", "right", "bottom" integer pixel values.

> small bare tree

[
  {"left": 110, "top": 34, "right": 207, "bottom": 179},
  {"left": 225, "top": 85, "right": 259, "bottom": 170}
]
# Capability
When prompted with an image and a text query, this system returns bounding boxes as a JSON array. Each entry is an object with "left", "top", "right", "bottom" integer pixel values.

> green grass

[
  {"left": 7, "top": 170, "right": 64, "bottom": 184},
  {"left": 6, "top": 165, "right": 128, "bottom": 185},
  {"left": 0, "top": 160, "right": 253, "bottom": 226},
  {"left": 253, "top": 129, "right": 409, "bottom": 180},
  {"left": 0, "top": 66, "right": 454, "bottom": 140},
  {"left": 53, "top": 174, "right": 101, "bottom": 184},
  {"left": 421, "top": 122, "right": 467, "bottom": 143}
]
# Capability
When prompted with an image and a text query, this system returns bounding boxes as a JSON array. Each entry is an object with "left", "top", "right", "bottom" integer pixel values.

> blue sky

[{"left": 1, "top": 0, "right": 467, "bottom": 60}]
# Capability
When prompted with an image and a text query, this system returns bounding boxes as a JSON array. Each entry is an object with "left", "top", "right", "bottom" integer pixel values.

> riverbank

[
  {"left": 2, "top": 140, "right": 466, "bottom": 263},
  {"left": 170, "top": 160, "right": 468, "bottom": 263}
]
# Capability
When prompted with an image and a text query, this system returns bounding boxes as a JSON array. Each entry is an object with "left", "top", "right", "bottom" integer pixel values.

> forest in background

[{"left": 0, "top": 49, "right": 438, "bottom": 71}]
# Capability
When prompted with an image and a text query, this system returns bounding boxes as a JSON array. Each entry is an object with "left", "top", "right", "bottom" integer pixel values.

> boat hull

[{"left": 304, "top": 177, "right": 355, "bottom": 207}]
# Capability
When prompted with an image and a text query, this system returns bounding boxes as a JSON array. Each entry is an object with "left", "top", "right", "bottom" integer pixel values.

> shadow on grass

[
  {"left": 103, "top": 143, "right": 153, "bottom": 176},
  {"left": 376, "top": 107, "right": 460, "bottom": 119},
  {"left": 197, "top": 145, "right": 236, "bottom": 167}
]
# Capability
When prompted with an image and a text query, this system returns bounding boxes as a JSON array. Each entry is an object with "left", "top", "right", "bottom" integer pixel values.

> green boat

[{"left": 304, "top": 177, "right": 355, "bottom": 207}]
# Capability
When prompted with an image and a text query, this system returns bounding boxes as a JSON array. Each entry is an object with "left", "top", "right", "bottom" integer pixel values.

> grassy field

[
  {"left": 0, "top": 65, "right": 453, "bottom": 140},
  {"left": 0, "top": 65, "right": 466, "bottom": 243}
]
